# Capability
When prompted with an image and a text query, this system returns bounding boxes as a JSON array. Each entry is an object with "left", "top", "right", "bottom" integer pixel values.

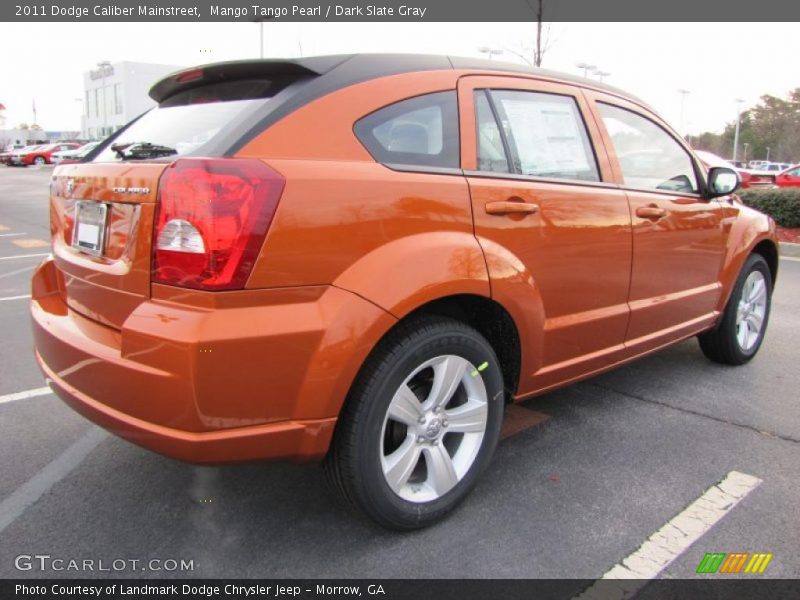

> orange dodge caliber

[{"left": 32, "top": 54, "right": 778, "bottom": 529}]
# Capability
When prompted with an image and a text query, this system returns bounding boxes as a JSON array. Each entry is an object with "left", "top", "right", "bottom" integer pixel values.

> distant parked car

[
  {"left": 775, "top": 164, "right": 800, "bottom": 188},
  {"left": 694, "top": 150, "right": 753, "bottom": 189},
  {"left": 758, "top": 162, "right": 791, "bottom": 173},
  {"left": 51, "top": 141, "right": 100, "bottom": 165},
  {"left": 11, "top": 142, "right": 81, "bottom": 166},
  {"left": 6, "top": 144, "right": 44, "bottom": 166}
]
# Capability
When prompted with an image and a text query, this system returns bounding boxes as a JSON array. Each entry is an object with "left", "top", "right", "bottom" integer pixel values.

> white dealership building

[{"left": 82, "top": 61, "right": 183, "bottom": 139}]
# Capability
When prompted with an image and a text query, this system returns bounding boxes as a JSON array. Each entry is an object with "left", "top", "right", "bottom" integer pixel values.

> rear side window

[
  {"left": 484, "top": 90, "right": 600, "bottom": 182},
  {"left": 354, "top": 91, "right": 459, "bottom": 169},
  {"left": 598, "top": 103, "right": 698, "bottom": 194}
]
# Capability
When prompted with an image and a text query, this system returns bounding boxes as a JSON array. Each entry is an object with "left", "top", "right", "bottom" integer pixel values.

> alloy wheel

[{"left": 379, "top": 354, "right": 488, "bottom": 503}]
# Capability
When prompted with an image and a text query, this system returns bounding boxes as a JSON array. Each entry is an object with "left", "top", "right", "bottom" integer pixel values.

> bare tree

[
  {"left": 530, "top": 0, "right": 546, "bottom": 67},
  {"left": 505, "top": 1, "right": 553, "bottom": 67}
]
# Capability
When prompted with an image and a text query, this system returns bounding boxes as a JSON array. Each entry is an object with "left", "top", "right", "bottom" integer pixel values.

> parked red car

[
  {"left": 11, "top": 142, "right": 80, "bottom": 166},
  {"left": 775, "top": 164, "right": 800, "bottom": 188}
]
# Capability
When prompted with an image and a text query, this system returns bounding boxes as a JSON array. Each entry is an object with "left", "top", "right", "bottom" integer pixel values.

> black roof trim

[
  {"left": 146, "top": 54, "right": 652, "bottom": 157},
  {"left": 148, "top": 55, "right": 351, "bottom": 102},
  {"left": 446, "top": 55, "right": 648, "bottom": 107}
]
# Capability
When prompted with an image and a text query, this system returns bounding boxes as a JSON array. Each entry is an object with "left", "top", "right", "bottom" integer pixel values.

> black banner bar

[
  {"left": 3, "top": 579, "right": 800, "bottom": 600},
  {"left": 3, "top": 0, "right": 800, "bottom": 22}
]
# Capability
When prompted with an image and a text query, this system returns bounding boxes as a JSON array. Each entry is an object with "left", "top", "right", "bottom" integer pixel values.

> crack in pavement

[{"left": 583, "top": 382, "right": 800, "bottom": 445}]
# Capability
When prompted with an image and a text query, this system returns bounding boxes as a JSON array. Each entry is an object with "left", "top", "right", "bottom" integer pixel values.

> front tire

[
  {"left": 324, "top": 316, "right": 505, "bottom": 530},
  {"left": 698, "top": 253, "right": 772, "bottom": 365},
  {"left": 33, "top": 156, "right": 46, "bottom": 166}
]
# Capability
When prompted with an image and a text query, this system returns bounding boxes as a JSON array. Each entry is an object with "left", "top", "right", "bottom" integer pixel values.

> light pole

[
  {"left": 478, "top": 47, "right": 503, "bottom": 61},
  {"left": 97, "top": 61, "right": 111, "bottom": 138},
  {"left": 678, "top": 89, "right": 690, "bottom": 137},
  {"left": 576, "top": 62, "right": 596, "bottom": 78},
  {"left": 743, "top": 142, "right": 749, "bottom": 165},
  {"left": 595, "top": 70, "right": 611, "bottom": 82},
  {"left": 731, "top": 98, "right": 745, "bottom": 163},
  {"left": 766, "top": 147, "right": 770, "bottom": 162},
  {"left": 254, "top": 17, "right": 274, "bottom": 59}
]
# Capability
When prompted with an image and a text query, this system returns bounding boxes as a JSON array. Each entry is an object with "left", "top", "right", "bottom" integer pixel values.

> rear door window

[
  {"left": 484, "top": 90, "right": 600, "bottom": 182},
  {"left": 475, "top": 91, "right": 511, "bottom": 173},
  {"left": 354, "top": 91, "right": 459, "bottom": 169}
]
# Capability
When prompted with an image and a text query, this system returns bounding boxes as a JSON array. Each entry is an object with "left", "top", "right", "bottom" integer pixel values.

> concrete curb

[{"left": 780, "top": 242, "right": 800, "bottom": 257}]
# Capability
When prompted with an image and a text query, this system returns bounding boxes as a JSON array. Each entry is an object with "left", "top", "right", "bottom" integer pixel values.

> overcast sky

[{"left": 0, "top": 21, "right": 796, "bottom": 139}]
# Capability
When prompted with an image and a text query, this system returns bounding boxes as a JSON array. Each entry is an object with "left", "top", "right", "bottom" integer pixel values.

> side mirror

[{"left": 707, "top": 166, "right": 740, "bottom": 197}]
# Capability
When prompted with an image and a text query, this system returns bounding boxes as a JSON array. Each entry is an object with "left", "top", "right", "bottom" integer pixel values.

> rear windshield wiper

[{"left": 111, "top": 142, "right": 177, "bottom": 160}]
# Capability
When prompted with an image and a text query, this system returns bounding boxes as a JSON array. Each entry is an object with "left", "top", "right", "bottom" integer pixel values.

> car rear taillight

[{"left": 152, "top": 158, "right": 284, "bottom": 290}]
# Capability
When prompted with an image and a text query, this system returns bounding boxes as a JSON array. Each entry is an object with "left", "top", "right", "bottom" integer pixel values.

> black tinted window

[{"left": 354, "top": 91, "right": 459, "bottom": 169}]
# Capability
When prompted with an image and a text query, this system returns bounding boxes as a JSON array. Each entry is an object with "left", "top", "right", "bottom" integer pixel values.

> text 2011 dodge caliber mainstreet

[{"left": 31, "top": 54, "right": 778, "bottom": 529}]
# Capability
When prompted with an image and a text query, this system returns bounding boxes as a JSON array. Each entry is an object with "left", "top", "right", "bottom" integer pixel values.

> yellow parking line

[{"left": 12, "top": 239, "right": 50, "bottom": 249}]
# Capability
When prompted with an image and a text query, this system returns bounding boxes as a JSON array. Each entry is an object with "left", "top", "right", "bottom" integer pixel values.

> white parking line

[
  {"left": 0, "top": 294, "right": 32, "bottom": 302},
  {"left": 0, "top": 427, "right": 108, "bottom": 535},
  {"left": 0, "top": 265, "right": 35, "bottom": 280},
  {"left": 0, "top": 233, "right": 27, "bottom": 237},
  {"left": 575, "top": 471, "right": 762, "bottom": 599},
  {"left": 0, "top": 386, "right": 52, "bottom": 405},
  {"left": 0, "top": 253, "right": 49, "bottom": 261},
  {"left": 781, "top": 256, "right": 800, "bottom": 263}
]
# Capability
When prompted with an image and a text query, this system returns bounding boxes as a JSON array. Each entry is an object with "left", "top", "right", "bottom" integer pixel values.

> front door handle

[
  {"left": 485, "top": 201, "right": 540, "bottom": 215},
  {"left": 635, "top": 205, "right": 667, "bottom": 220}
]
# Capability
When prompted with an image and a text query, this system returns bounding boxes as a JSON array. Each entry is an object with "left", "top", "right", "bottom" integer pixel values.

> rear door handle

[
  {"left": 635, "top": 205, "right": 667, "bottom": 219},
  {"left": 485, "top": 201, "right": 540, "bottom": 215}
]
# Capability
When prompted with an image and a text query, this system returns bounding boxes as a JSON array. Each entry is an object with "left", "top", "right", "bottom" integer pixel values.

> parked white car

[{"left": 51, "top": 141, "right": 100, "bottom": 164}]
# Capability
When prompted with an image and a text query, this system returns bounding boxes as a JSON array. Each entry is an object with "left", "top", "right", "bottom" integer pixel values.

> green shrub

[{"left": 738, "top": 188, "right": 800, "bottom": 228}]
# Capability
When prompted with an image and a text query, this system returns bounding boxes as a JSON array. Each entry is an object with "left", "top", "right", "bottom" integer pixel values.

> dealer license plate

[{"left": 71, "top": 201, "right": 108, "bottom": 256}]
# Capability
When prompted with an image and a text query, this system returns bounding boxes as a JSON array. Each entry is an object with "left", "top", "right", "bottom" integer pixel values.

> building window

[{"left": 114, "top": 83, "right": 123, "bottom": 115}]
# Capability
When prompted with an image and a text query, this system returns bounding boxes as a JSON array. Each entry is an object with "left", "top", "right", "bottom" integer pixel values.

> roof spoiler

[{"left": 149, "top": 55, "right": 353, "bottom": 103}]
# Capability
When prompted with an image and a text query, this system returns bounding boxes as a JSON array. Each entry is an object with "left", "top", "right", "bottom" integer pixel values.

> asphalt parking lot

[{"left": 0, "top": 165, "right": 798, "bottom": 581}]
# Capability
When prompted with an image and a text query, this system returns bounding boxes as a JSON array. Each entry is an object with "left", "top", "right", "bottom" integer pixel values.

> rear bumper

[
  {"left": 36, "top": 353, "right": 335, "bottom": 464},
  {"left": 31, "top": 258, "right": 395, "bottom": 464}
]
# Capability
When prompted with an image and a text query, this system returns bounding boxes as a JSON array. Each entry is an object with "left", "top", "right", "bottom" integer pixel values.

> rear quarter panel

[{"left": 238, "top": 70, "right": 491, "bottom": 317}]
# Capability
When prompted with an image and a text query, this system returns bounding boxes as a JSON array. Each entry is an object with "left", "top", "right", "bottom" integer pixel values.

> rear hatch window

[{"left": 92, "top": 78, "right": 286, "bottom": 162}]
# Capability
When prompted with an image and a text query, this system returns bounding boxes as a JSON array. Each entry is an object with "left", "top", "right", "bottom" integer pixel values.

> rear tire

[
  {"left": 33, "top": 156, "right": 46, "bottom": 166},
  {"left": 698, "top": 253, "right": 772, "bottom": 365},
  {"left": 324, "top": 316, "right": 505, "bottom": 530}
]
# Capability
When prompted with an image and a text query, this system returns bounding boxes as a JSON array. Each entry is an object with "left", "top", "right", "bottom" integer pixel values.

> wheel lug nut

[{"left": 418, "top": 416, "right": 426, "bottom": 424}]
